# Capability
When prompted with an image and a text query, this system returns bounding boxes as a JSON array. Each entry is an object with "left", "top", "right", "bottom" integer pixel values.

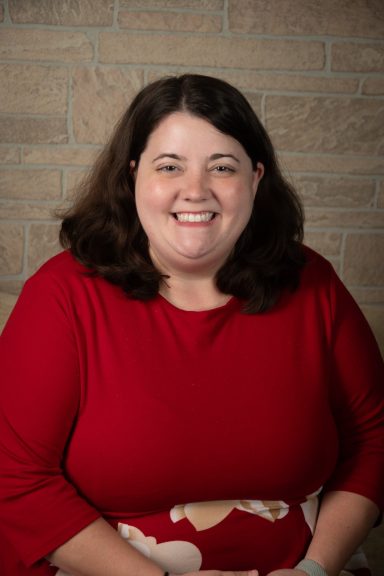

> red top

[{"left": 0, "top": 248, "right": 383, "bottom": 575}]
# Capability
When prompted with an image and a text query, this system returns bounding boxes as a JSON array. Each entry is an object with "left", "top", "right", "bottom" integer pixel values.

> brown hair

[{"left": 60, "top": 74, "right": 305, "bottom": 312}]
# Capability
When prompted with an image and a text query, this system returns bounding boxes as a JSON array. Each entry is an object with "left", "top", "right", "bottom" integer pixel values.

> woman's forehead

[{"left": 143, "top": 112, "right": 246, "bottom": 157}]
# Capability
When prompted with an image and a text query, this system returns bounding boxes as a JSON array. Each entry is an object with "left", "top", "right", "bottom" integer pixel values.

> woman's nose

[{"left": 181, "top": 171, "right": 210, "bottom": 201}]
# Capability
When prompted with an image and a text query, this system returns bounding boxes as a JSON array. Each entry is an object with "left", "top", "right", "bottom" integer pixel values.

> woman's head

[{"left": 60, "top": 74, "right": 304, "bottom": 311}]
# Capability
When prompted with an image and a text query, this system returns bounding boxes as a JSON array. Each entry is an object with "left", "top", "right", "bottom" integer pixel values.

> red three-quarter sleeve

[{"left": 0, "top": 268, "right": 100, "bottom": 569}]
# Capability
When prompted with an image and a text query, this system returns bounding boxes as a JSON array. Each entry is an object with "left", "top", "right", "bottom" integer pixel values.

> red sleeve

[
  {"left": 0, "top": 269, "right": 100, "bottom": 568},
  {"left": 324, "top": 267, "right": 384, "bottom": 510}
]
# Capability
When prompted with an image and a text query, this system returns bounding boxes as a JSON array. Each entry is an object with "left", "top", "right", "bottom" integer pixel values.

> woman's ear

[
  {"left": 252, "top": 162, "right": 264, "bottom": 198},
  {"left": 130, "top": 160, "right": 136, "bottom": 178}
]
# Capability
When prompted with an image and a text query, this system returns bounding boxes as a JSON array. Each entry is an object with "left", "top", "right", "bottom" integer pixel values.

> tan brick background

[{"left": 0, "top": 1, "right": 383, "bottom": 569}]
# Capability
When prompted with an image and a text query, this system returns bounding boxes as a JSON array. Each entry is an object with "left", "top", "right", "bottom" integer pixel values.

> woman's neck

[{"left": 159, "top": 274, "right": 231, "bottom": 311}]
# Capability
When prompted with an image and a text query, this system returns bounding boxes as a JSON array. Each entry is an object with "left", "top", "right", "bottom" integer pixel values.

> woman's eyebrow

[
  {"left": 152, "top": 153, "right": 186, "bottom": 162},
  {"left": 209, "top": 153, "right": 240, "bottom": 163}
]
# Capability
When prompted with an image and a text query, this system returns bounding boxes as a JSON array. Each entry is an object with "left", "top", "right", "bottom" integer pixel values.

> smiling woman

[
  {"left": 0, "top": 75, "right": 383, "bottom": 576},
  {"left": 59, "top": 74, "right": 305, "bottom": 311}
]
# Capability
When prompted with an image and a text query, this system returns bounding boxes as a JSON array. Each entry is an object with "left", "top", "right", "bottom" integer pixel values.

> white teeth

[{"left": 175, "top": 212, "right": 215, "bottom": 223}]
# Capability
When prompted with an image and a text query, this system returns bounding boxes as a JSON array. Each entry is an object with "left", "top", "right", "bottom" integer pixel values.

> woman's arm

[
  {"left": 268, "top": 264, "right": 384, "bottom": 576},
  {"left": 47, "top": 518, "right": 258, "bottom": 576},
  {"left": 300, "top": 490, "right": 378, "bottom": 576},
  {"left": 46, "top": 517, "right": 165, "bottom": 576},
  {"left": 267, "top": 490, "right": 378, "bottom": 576}
]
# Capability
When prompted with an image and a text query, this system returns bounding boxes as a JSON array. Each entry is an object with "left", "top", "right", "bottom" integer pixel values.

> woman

[{"left": 0, "top": 74, "right": 383, "bottom": 576}]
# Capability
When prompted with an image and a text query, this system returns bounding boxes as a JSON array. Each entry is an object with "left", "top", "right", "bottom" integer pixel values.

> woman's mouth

[{"left": 173, "top": 212, "right": 216, "bottom": 223}]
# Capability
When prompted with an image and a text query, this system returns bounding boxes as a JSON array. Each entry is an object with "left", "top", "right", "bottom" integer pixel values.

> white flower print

[{"left": 118, "top": 522, "right": 202, "bottom": 574}]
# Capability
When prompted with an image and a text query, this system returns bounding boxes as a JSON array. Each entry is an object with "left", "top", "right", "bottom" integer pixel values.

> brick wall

[{"left": 0, "top": 0, "right": 383, "bottom": 353}]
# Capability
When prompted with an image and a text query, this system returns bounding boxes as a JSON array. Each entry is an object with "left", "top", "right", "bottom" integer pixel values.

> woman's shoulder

[
  {"left": 301, "top": 244, "right": 333, "bottom": 269},
  {"left": 294, "top": 244, "right": 347, "bottom": 307},
  {"left": 300, "top": 244, "right": 337, "bottom": 283},
  {"left": 23, "top": 251, "right": 94, "bottom": 300},
  {"left": 28, "top": 250, "right": 95, "bottom": 288},
  {"left": 298, "top": 245, "right": 362, "bottom": 317},
  {"left": 35, "top": 250, "right": 87, "bottom": 277},
  {"left": 27, "top": 250, "right": 128, "bottom": 307}
]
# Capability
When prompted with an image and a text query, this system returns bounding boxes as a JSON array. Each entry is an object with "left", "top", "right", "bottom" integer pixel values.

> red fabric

[{"left": 0, "top": 248, "right": 383, "bottom": 575}]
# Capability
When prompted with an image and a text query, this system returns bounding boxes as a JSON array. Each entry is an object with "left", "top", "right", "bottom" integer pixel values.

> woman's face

[{"left": 133, "top": 112, "right": 264, "bottom": 277}]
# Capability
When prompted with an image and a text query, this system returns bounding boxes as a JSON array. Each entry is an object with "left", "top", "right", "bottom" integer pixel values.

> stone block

[
  {"left": 28, "top": 224, "right": 61, "bottom": 276},
  {"left": 0, "top": 202, "right": 62, "bottom": 221},
  {"left": 0, "top": 169, "right": 62, "bottom": 200},
  {"left": 9, "top": 0, "right": 113, "bottom": 26},
  {"left": 350, "top": 287, "right": 384, "bottom": 305},
  {"left": 99, "top": 32, "right": 325, "bottom": 70},
  {"left": 266, "top": 96, "right": 384, "bottom": 155},
  {"left": 148, "top": 69, "right": 359, "bottom": 95},
  {"left": 332, "top": 42, "right": 384, "bottom": 73},
  {"left": 228, "top": 0, "right": 384, "bottom": 38},
  {"left": 24, "top": 146, "right": 98, "bottom": 167},
  {"left": 118, "top": 10, "right": 222, "bottom": 32},
  {"left": 0, "top": 223, "right": 24, "bottom": 274},
  {"left": 66, "top": 169, "right": 89, "bottom": 200},
  {"left": 0, "top": 147, "right": 20, "bottom": 164},
  {"left": 280, "top": 154, "right": 384, "bottom": 176},
  {"left": 362, "top": 78, "right": 384, "bottom": 96},
  {"left": 294, "top": 176, "right": 375, "bottom": 208},
  {"left": 0, "top": 29, "right": 93, "bottom": 62},
  {"left": 120, "top": 0, "right": 223, "bottom": 8},
  {"left": 0, "top": 4, "right": 4, "bottom": 22},
  {"left": 72, "top": 67, "right": 143, "bottom": 145},
  {"left": 0, "top": 64, "right": 68, "bottom": 115},
  {"left": 238, "top": 74, "right": 358, "bottom": 95},
  {"left": 0, "top": 280, "right": 23, "bottom": 296},
  {"left": 303, "top": 230, "right": 342, "bottom": 257},
  {"left": 0, "top": 116, "right": 68, "bottom": 145},
  {"left": 305, "top": 209, "right": 384, "bottom": 229},
  {"left": 344, "top": 234, "right": 384, "bottom": 285}
]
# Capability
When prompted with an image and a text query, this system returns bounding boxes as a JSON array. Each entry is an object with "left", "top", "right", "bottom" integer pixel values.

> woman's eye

[
  {"left": 212, "top": 165, "right": 235, "bottom": 173},
  {"left": 157, "top": 165, "right": 179, "bottom": 173}
]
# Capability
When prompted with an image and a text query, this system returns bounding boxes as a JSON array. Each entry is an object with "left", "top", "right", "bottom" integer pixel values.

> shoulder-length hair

[{"left": 60, "top": 74, "right": 305, "bottom": 313}]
